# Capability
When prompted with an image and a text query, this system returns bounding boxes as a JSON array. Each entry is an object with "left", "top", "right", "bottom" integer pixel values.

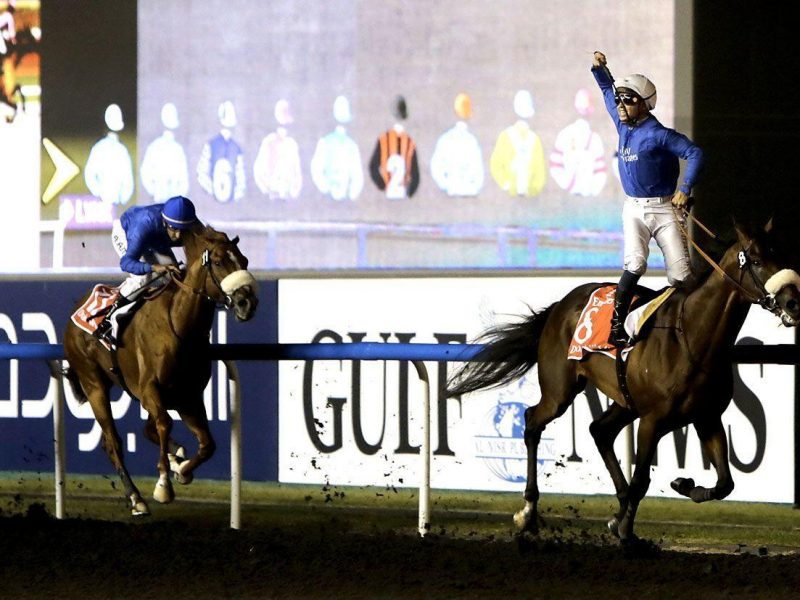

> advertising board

[{"left": 279, "top": 276, "right": 795, "bottom": 502}]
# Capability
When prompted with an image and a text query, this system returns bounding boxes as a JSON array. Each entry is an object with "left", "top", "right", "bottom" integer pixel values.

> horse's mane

[
  {"left": 181, "top": 223, "right": 230, "bottom": 260},
  {"left": 189, "top": 223, "right": 229, "bottom": 243}
]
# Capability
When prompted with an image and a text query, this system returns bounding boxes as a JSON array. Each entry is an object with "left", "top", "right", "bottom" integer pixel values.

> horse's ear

[
  {"left": 764, "top": 216, "right": 774, "bottom": 234},
  {"left": 232, "top": 235, "right": 240, "bottom": 245},
  {"left": 732, "top": 217, "right": 749, "bottom": 244}
]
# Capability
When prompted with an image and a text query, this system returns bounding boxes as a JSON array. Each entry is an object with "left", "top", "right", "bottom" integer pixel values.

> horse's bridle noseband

[
  {"left": 200, "top": 248, "right": 256, "bottom": 309},
  {"left": 171, "top": 242, "right": 256, "bottom": 309}
]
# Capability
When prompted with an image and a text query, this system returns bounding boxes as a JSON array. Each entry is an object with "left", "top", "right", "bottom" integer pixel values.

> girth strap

[{"left": 615, "top": 349, "right": 633, "bottom": 409}]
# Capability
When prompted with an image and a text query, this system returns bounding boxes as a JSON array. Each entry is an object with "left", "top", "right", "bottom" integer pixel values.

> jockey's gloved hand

[
  {"left": 593, "top": 51, "right": 607, "bottom": 68},
  {"left": 152, "top": 264, "right": 182, "bottom": 277}
]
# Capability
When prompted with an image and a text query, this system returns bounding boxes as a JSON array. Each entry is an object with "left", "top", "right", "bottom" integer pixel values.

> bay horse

[
  {"left": 448, "top": 220, "right": 800, "bottom": 542},
  {"left": 63, "top": 224, "right": 258, "bottom": 516}
]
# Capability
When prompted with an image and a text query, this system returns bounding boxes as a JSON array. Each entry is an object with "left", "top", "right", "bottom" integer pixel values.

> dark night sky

[{"left": 694, "top": 5, "right": 800, "bottom": 264}]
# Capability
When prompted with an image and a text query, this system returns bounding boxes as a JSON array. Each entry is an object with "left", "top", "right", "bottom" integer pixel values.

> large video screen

[{"left": 7, "top": 1, "right": 684, "bottom": 272}]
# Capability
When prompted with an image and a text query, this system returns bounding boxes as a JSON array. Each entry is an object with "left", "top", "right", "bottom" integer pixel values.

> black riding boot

[
  {"left": 609, "top": 271, "right": 640, "bottom": 348},
  {"left": 93, "top": 296, "right": 132, "bottom": 345}
]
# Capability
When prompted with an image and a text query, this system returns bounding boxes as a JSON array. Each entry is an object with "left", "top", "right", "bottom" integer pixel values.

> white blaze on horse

[{"left": 63, "top": 224, "right": 258, "bottom": 516}]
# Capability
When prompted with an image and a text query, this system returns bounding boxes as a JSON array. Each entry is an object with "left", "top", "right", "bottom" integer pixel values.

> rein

[
  {"left": 168, "top": 248, "right": 232, "bottom": 309},
  {"left": 162, "top": 248, "right": 233, "bottom": 342},
  {"left": 674, "top": 207, "right": 765, "bottom": 305}
]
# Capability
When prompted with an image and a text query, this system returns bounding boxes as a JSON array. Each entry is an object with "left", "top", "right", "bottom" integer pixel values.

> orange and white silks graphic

[{"left": 368, "top": 127, "right": 420, "bottom": 199}]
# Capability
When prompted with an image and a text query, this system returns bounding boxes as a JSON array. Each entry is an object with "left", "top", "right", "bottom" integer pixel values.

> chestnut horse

[
  {"left": 63, "top": 224, "right": 258, "bottom": 516},
  {"left": 448, "top": 221, "right": 800, "bottom": 542}
]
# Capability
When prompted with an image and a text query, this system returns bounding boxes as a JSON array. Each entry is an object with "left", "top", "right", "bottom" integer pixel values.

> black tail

[
  {"left": 447, "top": 303, "right": 556, "bottom": 397},
  {"left": 63, "top": 365, "right": 87, "bottom": 403}
]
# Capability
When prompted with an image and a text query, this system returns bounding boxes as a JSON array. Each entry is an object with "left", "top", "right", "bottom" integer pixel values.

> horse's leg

[
  {"left": 143, "top": 414, "right": 186, "bottom": 458},
  {"left": 171, "top": 401, "right": 216, "bottom": 485},
  {"left": 671, "top": 417, "right": 734, "bottom": 502},
  {"left": 514, "top": 381, "right": 583, "bottom": 533},
  {"left": 141, "top": 392, "right": 176, "bottom": 504},
  {"left": 85, "top": 388, "right": 149, "bottom": 516},
  {"left": 589, "top": 403, "right": 637, "bottom": 533},
  {"left": 616, "top": 416, "right": 662, "bottom": 541}
]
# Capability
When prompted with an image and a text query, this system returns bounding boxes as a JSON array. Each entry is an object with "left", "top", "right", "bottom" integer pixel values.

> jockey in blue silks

[
  {"left": 591, "top": 51, "right": 704, "bottom": 347},
  {"left": 94, "top": 195, "right": 198, "bottom": 345}
]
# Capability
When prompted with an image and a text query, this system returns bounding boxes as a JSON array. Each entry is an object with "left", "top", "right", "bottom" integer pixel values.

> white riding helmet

[{"left": 617, "top": 74, "right": 657, "bottom": 110}]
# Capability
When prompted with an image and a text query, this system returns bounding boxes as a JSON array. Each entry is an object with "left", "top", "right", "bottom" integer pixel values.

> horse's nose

[{"left": 234, "top": 294, "right": 257, "bottom": 321}]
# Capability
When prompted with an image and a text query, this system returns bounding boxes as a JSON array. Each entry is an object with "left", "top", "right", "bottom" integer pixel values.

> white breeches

[
  {"left": 622, "top": 196, "right": 691, "bottom": 285},
  {"left": 111, "top": 219, "right": 175, "bottom": 300}
]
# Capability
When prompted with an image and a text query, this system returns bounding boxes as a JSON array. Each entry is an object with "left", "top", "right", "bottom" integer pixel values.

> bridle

[
  {"left": 675, "top": 207, "right": 790, "bottom": 317},
  {"left": 169, "top": 240, "right": 255, "bottom": 310}
]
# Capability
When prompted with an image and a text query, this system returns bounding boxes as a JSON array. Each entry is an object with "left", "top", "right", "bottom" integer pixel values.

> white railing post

[
  {"left": 411, "top": 360, "right": 430, "bottom": 537},
  {"left": 224, "top": 360, "right": 242, "bottom": 530},
  {"left": 47, "top": 359, "right": 66, "bottom": 519}
]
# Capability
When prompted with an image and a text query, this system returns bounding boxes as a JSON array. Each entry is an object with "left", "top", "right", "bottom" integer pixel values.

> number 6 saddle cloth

[
  {"left": 70, "top": 284, "right": 121, "bottom": 350},
  {"left": 567, "top": 285, "right": 675, "bottom": 361}
]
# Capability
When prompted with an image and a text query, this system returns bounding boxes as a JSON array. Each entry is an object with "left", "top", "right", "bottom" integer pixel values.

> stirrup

[
  {"left": 93, "top": 321, "right": 117, "bottom": 346},
  {"left": 93, "top": 320, "right": 110, "bottom": 338}
]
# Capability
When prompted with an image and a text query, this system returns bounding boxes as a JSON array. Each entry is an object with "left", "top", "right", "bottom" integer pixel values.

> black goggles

[{"left": 614, "top": 93, "right": 639, "bottom": 106}]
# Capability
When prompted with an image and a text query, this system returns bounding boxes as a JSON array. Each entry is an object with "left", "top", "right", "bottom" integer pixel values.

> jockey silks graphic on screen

[
  {"left": 430, "top": 92, "right": 484, "bottom": 197},
  {"left": 253, "top": 99, "right": 303, "bottom": 200},
  {"left": 140, "top": 102, "right": 189, "bottom": 203},
  {"left": 549, "top": 88, "right": 607, "bottom": 197},
  {"left": 369, "top": 95, "right": 420, "bottom": 199},
  {"left": 84, "top": 103, "right": 134, "bottom": 205},
  {"left": 490, "top": 89, "right": 546, "bottom": 197},
  {"left": 197, "top": 100, "right": 246, "bottom": 203},
  {"left": 310, "top": 95, "right": 363, "bottom": 201}
]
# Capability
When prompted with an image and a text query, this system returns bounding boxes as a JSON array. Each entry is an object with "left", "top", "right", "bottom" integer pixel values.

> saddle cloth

[
  {"left": 70, "top": 284, "right": 121, "bottom": 347},
  {"left": 567, "top": 285, "right": 675, "bottom": 361}
]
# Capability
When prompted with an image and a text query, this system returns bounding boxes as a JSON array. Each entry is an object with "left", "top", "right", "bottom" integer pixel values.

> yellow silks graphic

[{"left": 490, "top": 121, "right": 546, "bottom": 197}]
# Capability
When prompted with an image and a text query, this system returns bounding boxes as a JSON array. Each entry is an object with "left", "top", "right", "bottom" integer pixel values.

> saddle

[
  {"left": 71, "top": 284, "right": 121, "bottom": 343},
  {"left": 567, "top": 284, "right": 674, "bottom": 361}
]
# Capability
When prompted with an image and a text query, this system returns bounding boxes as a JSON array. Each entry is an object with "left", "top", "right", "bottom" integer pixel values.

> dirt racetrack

[{"left": 2, "top": 503, "right": 800, "bottom": 600}]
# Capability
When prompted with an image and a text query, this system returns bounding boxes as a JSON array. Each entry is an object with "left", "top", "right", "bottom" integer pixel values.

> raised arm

[{"left": 590, "top": 51, "right": 619, "bottom": 121}]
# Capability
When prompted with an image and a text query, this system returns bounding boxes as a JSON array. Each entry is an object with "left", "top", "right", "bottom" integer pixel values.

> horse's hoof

[
  {"left": 513, "top": 509, "right": 538, "bottom": 533},
  {"left": 169, "top": 453, "right": 193, "bottom": 485},
  {"left": 174, "top": 470, "right": 194, "bottom": 485},
  {"left": 153, "top": 477, "right": 175, "bottom": 504},
  {"left": 607, "top": 517, "right": 620, "bottom": 538},
  {"left": 130, "top": 495, "right": 150, "bottom": 517},
  {"left": 513, "top": 510, "right": 527, "bottom": 530},
  {"left": 670, "top": 477, "right": 696, "bottom": 497}
]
